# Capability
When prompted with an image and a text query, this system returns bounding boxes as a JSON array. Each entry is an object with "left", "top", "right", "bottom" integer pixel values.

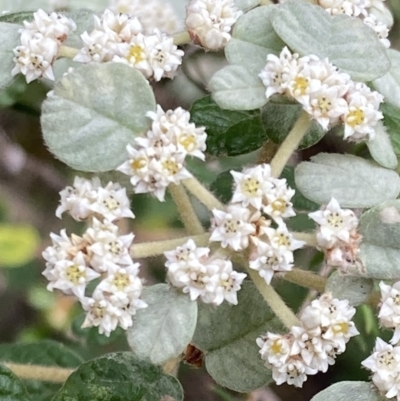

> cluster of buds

[
  {"left": 185, "top": 0, "right": 242, "bottom": 51},
  {"left": 12, "top": 9, "right": 76, "bottom": 83},
  {"left": 74, "top": 9, "right": 183, "bottom": 82},
  {"left": 42, "top": 177, "right": 147, "bottom": 336},
  {"left": 209, "top": 163, "right": 305, "bottom": 285},
  {"left": 309, "top": 197, "right": 361, "bottom": 273},
  {"left": 117, "top": 105, "right": 207, "bottom": 201},
  {"left": 259, "top": 47, "right": 384, "bottom": 142},
  {"left": 164, "top": 239, "right": 246, "bottom": 305},
  {"left": 258, "top": 293, "right": 359, "bottom": 387}
]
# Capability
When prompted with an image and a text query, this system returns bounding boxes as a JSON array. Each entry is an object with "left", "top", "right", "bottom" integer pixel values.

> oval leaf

[
  {"left": 41, "top": 63, "right": 156, "bottom": 172},
  {"left": 311, "top": 381, "right": 382, "bottom": 401},
  {"left": 190, "top": 95, "right": 267, "bottom": 156},
  {"left": 0, "top": 224, "right": 40, "bottom": 267},
  {"left": 381, "top": 102, "right": 400, "bottom": 155},
  {"left": 271, "top": 0, "right": 390, "bottom": 82},
  {"left": 0, "top": 22, "right": 21, "bottom": 90},
  {"left": 0, "top": 364, "right": 31, "bottom": 401},
  {"left": 53, "top": 353, "right": 183, "bottom": 401},
  {"left": 225, "top": 5, "right": 285, "bottom": 73},
  {"left": 127, "top": 284, "right": 197, "bottom": 365},
  {"left": 261, "top": 101, "right": 325, "bottom": 150},
  {"left": 295, "top": 153, "right": 400, "bottom": 208},
  {"left": 367, "top": 121, "right": 398, "bottom": 169},
  {"left": 193, "top": 281, "right": 282, "bottom": 393},
  {"left": 234, "top": 0, "right": 260, "bottom": 11},
  {"left": 372, "top": 49, "right": 400, "bottom": 109},
  {"left": 325, "top": 272, "right": 374, "bottom": 306},
  {"left": 209, "top": 65, "right": 267, "bottom": 111},
  {"left": 359, "top": 200, "right": 400, "bottom": 278}
]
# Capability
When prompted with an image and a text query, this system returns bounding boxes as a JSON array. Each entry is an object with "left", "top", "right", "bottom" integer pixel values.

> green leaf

[
  {"left": 127, "top": 284, "right": 198, "bottom": 365},
  {"left": 53, "top": 353, "right": 183, "bottom": 401},
  {"left": 0, "top": 11, "right": 32, "bottom": 24},
  {"left": 64, "top": 9, "right": 96, "bottom": 50},
  {"left": 271, "top": 0, "right": 390, "bottom": 82},
  {"left": 359, "top": 200, "right": 400, "bottom": 279},
  {"left": 192, "top": 281, "right": 281, "bottom": 393},
  {"left": 261, "top": 101, "right": 325, "bottom": 150},
  {"left": 0, "top": 1, "right": 48, "bottom": 13},
  {"left": 209, "top": 65, "right": 267, "bottom": 111},
  {"left": 225, "top": 5, "right": 285, "bottom": 73},
  {"left": 190, "top": 95, "right": 267, "bottom": 156},
  {"left": 0, "top": 340, "right": 83, "bottom": 401},
  {"left": 0, "top": 224, "right": 40, "bottom": 267},
  {"left": 0, "top": 23, "right": 21, "bottom": 90},
  {"left": 325, "top": 272, "right": 374, "bottom": 306},
  {"left": 367, "top": 121, "right": 398, "bottom": 169},
  {"left": 381, "top": 102, "right": 400, "bottom": 154},
  {"left": 41, "top": 63, "right": 155, "bottom": 172},
  {"left": 281, "top": 166, "right": 319, "bottom": 211},
  {"left": 311, "top": 381, "right": 382, "bottom": 401},
  {"left": 0, "top": 364, "right": 31, "bottom": 401},
  {"left": 233, "top": 0, "right": 260, "bottom": 11},
  {"left": 210, "top": 170, "right": 234, "bottom": 204},
  {"left": 295, "top": 153, "right": 400, "bottom": 208},
  {"left": 372, "top": 49, "right": 400, "bottom": 109}
]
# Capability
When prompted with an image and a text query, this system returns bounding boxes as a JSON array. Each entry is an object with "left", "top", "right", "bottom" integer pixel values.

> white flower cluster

[
  {"left": 309, "top": 197, "right": 361, "bottom": 273},
  {"left": 258, "top": 293, "right": 359, "bottom": 387},
  {"left": 259, "top": 47, "right": 384, "bottom": 142},
  {"left": 210, "top": 163, "right": 304, "bottom": 284},
  {"left": 42, "top": 177, "right": 147, "bottom": 336},
  {"left": 185, "top": 0, "right": 242, "bottom": 51},
  {"left": 362, "top": 338, "right": 400, "bottom": 400},
  {"left": 117, "top": 105, "right": 207, "bottom": 201},
  {"left": 108, "top": 0, "right": 181, "bottom": 35},
  {"left": 317, "top": 0, "right": 391, "bottom": 48},
  {"left": 378, "top": 281, "right": 400, "bottom": 345},
  {"left": 165, "top": 239, "right": 246, "bottom": 305},
  {"left": 12, "top": 9, "right": 76, "bottom": 83},
  {"left": 74, "top": 9, "right": 184, "bottom": 82}
]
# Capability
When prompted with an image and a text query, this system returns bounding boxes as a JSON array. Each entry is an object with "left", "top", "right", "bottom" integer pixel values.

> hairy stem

[
  {"left": 57, "top": 45, "right": 79, "bottom": 59},
  {"left": 292, "top": 232, "right": 317, "bottom": 247},
  {"left": 173, "top": 31, "right": 191, "bottom": 46},
  {"left": 247, "top": 268, "right": 300, "bottom": 328},
  {"left": 257, "top": 140, "right": 280, "bottom": 164},
  {"left": 4, "top": 363, "right": 73, "bottom": 383},
  {"left": 270, "top": 111, "right": 312, "bottom": 177},
  {"left": 182, "top": 177, "right": 224, "bottom": 211},
  {"left": 131, "top": 233, "right": 210, "bottom": 259},
  {"left": 283, "top": 268, "right": 327, "bottom": 292},
  {"left": 169, "top": 184, "right": 204, "bottom": 235}
]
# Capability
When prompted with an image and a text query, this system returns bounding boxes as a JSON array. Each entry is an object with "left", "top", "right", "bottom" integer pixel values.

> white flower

[
  {"left": 249, "top": 240, "right": 293, "bottom": 284},
  {"left": 309, "top": 197, "right": 359, "bottom": 249},
  {"left": 317, "top": 0, "right": 355, "bottom": 15},
  {"left": 210, "top": 204, "right": 256, "bottom": 251},
  {"left": 185, "top": 0, "right": 242, "bottom": 50},
  {"left": 257, "top": 333, "right": 291, "bottom": 367},
  {"left": 108, "top": 0, "right": 181, "bottom": 34},
  {"left": 363, "top": 14, "right": 390, "bottom": 48},
  {"left": 74, "top": 30, "right": 118, "bottom": 63},
  {"left": 379, "top": 281, "right": 400, "bottom": 344},
  {"left": 230, "top": 164, "right": 273, "bottom": 210},
  {"left": 263, "top": 178, "right": 296, "bottom": 222},
  {"left": 44, "top": 251, "right": 100, "bottom": 299},
  {"left": 273, "top": 358, "right": 317, "bottom": 388}
]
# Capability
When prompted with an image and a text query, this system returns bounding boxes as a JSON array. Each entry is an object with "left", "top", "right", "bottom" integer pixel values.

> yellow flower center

[
  {"left": 277, "top": 232, "right": 291, "bottom": 247},
  {"left": 103, "top": 195, "right": 119, "bottom": 211},
  {"left": 131, "top": 157, "right": 147, "bottom": 171},
  {"left": 333, "top": 322, "right": 349, "bottom": 334},
  {"left": 378, "top": 351, "right": 396, "bottom": 369},
  {"left": 271, "top": 199, "right": 287, "bottom": 214},
  {"left": 293, "top": 76, "right": 309, "bottom": 95},
  {"left": 317, "top": 96, "right": 332, "bottom": 114},
  {"left": 66, "top": 264, "right": 85, "bottom": 284},
  {"left": 162, "top": 160, "right": 179, "bottom": 175},
  {"left": 327, "top": 212, "right": 343, "bottom": 228},
  {"left": 241, "top": 178, "right": 260, "bottom": 196},
  {"left": 179, "top": 134, "right": 197, "bottom": 152},
  {"left": 346, "top": 108, "right": 365, "bottom": 127},
  {"left": 271, "top": 340, "right": 282, "bottom": 355},
  {"left": 223, "top": 219, "right": 240, "bottom": 234},
  {"left": 127, "top": 45, "right": 145, "bottom": 63},
  {"left": 112, "top": 272, "right": 130, "bottom": 291}
]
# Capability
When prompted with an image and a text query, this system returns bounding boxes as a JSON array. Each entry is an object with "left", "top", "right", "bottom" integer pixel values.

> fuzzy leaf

[
  {"left": 190, "top": 95, "right": 267, "bottom": 155},
  {"left": 0, "top": 341, "right": 83, "bottom": 401},
  {"left": 325, "top": 272, "right": 374, "bottom": 306},
  {"left": 64, "top": 9, "right": 96, "bottom": 49},
  {"left": 382, "top": 102, "right": 400, "bottom": 154},
  {"left": 0, "top": 11, "right": 32, "bottom": 24},
  {"left": 372, "top": 49, "right": 400, "bottom": 109},
  {"left": 41, "top": 63, "right": 155, "bottom": 172},
  {"left": 209, "top": 65, "right": 267, "bottom": 111},
  {"left": 311, "top": 381, "right": 383, "bottom": 401},
  {"left": 225, "top": 5, "right": 285, "bottom": 73},
  {"left": 0, "top": 364, "right": 31, "bottom": 401},
  {"left": 210, "top": 170, "right": 234, "bottom": 204},
  {"left": 0, "top": 23, "right": 21, "bottom": 90},
  {"left": 234, "top": 0, "right": 260, "bottom": 11},
  {"left": 127, "top": 284, "right": 197, "bottom": 365},
  {"left": 295, "top": 153, "right": 400, "bottom": 208},
  {"left": 192, "top": 281, "right": 281, "bottom": 393},
  {"left": 367, "top": 121, "right": 398, "bottom": 169},
  {"left": 261, "top": 101, "right": 325, "bottom": 150},
  {"left": 53, "top": 353, "right": 183, "bottom": 401},
  {"left": 271, "top": 0, "right": 390, "bottom": 81},
  {"left": 359, "top": 199, "right": 400, "bottom": 279}
]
